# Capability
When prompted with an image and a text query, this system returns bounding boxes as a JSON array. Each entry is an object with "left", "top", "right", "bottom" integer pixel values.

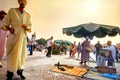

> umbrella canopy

[
  {"left": 63, "top": 22, "right": 120, "bottom": 39},
  {"left": 54, "top": 40, "right": 72, "bottom": 46}
]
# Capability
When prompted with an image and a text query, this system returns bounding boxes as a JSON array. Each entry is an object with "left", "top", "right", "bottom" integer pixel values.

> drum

[{"left": 100, "top": 49, "right": 110, "bottom": 57}]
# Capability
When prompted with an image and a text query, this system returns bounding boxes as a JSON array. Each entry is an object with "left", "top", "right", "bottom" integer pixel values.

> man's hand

[
  {"left": 6, "top": 26, "right": 15, "bottom": 34},
  {"left": 10, "top": 28, "right": 15, "bottom": 34},
  {"left": 22, "top": 24, "right": 28, "bottom": 30}
]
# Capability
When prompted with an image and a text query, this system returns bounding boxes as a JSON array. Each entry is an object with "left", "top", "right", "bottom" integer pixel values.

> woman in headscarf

[{"left": 80, "top": 37, "right": 90, "bottom": 65}]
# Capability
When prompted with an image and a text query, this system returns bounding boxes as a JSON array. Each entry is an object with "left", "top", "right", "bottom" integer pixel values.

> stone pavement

[{"left": 0, "top": 51, "right": 120, "bottom": 80}]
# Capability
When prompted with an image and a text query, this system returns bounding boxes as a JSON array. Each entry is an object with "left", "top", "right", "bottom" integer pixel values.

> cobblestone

[{"left": 0, "top": 51, "right": 120, "bottom": 80}]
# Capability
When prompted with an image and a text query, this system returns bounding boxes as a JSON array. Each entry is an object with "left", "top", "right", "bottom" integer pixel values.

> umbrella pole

[{"left": 89, "top": 55, "right": 96, "bottom": 63}]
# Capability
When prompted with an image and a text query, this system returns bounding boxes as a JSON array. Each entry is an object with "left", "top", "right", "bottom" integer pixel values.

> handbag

[{"left": 86, "top": 47, "right": 92, "bottom": 52}]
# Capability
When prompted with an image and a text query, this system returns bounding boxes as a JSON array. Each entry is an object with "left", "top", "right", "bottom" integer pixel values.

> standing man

[
  {"left": 0, "top": 10, "right": 9, "bottom": 68},
  {"left": 94, "top": 41, "right": 103, "bottom": 68},
  {"left": 1, "top": 0, "right": 32, "bottom": 80},
  {"left": 33, "top": 32, "right": 36, "bottom": 51},
  {"left": 95, "top": 41, "right": 102, "bottom": 61},
  {"left": 46, "top": 36, "right": 53, "bottom": 57},
  {"left": 77, "top": 42, "right": 81, "bottom": 58},
  {"left": 104, "top": 40, "right": 116, "bottom": 68},
  {"left": 29, "top": 34, "right": 35, "bottom": 55}
]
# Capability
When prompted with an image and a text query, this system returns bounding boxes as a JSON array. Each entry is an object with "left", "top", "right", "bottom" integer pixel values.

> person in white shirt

[
  {"left": 29, "top": 34, "right": 35, "bottom": 55},
  {"left": 104, "top": 40, "right": 116, "bottom": 68},
  {"left": 46, "top": 36, "right": 53, "bottom": 57}
]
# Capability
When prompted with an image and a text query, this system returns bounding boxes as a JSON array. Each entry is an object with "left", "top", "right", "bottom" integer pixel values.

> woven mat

[{"left": 51, "top": 66, "right": 88, "bottom": 77}]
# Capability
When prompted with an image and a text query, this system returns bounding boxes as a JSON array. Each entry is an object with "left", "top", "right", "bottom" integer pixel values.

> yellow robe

[{"left": 2, "top": 8, "right": 31, "bottom": 72}]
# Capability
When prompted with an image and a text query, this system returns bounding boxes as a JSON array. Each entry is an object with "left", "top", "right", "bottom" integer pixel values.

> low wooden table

[{"left": 51, "top": 65, "right": 88, "bottom": 77}]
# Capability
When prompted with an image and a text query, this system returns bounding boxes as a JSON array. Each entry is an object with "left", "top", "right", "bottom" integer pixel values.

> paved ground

[{"left": 0, "top": 51, "right": 120, "bottom": 80}]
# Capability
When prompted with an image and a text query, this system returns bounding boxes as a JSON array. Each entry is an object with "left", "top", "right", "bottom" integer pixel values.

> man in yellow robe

[{"left": 2, "top": 0, "right": 31, "bottom": 80}]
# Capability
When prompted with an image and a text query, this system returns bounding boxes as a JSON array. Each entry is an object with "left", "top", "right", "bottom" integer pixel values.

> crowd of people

[
  {"left": 68, "top": 38, "right": 120, "bottom": 68},
  {"left": 25, "top": 34, "right": 120, "bottom": 68},
  {"left": 94, "top": 40, "right": 118, "bottom": 68},
  {"left": 37, "top": 36, "right": 120, "bottom": 69}
]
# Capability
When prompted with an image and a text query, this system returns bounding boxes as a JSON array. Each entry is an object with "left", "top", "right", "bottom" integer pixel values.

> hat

[{"left": 0, "top": 10, "right": 6, "bottom": 15}]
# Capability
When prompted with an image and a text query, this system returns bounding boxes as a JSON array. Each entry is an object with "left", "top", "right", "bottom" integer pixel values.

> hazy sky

[{"left": 0, "top": 0, "right": 120, "bottom": 45}]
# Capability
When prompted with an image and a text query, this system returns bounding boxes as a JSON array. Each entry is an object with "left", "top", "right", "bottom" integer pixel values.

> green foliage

[
  {"left": 52, "top": 50, "right": 58, "bottom": 55},
  {"left": 36, "top": 38, "right": 47, "bottom": 46}
]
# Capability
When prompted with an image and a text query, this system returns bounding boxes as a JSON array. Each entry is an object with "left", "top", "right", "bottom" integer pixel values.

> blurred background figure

[
  {"left": 46, "top": 36, "right": 53, "bottom": 57},
  {"left": 77, "top": 42, "right": 81, "bottom": 59},
  {"left": 29, "top": 34, "right": 36, "bottom": 55},
  {"left": 71, "top": 41, "right": 77, "bottom": 58},
  {"left": 33, "top": 32, "right": 36, "bottom": 51},
  {"left": 69, "top": 43, "right": 74, "bottom": 57},
  {"left": 95, "top": 41, "right": 102, "bottom": 61},
  {"left": 0, "top": 10, "right": 9, "bottom": 68}
]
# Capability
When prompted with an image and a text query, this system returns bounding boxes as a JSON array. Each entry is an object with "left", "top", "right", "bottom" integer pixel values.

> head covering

[
  {"left": 51, "top": 36, "right": 53, "bottom": 39},
  {"left": 0, "top": 10, "right": 6, "bottom": 15},
  {"left": 86, "top": 36, "right": 89, "bottom": 39}
]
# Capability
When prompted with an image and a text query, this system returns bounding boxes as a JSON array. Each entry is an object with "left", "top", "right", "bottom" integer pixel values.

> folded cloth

[{"left": 101, "top": 73, "right": 118, "bottom": 79}]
